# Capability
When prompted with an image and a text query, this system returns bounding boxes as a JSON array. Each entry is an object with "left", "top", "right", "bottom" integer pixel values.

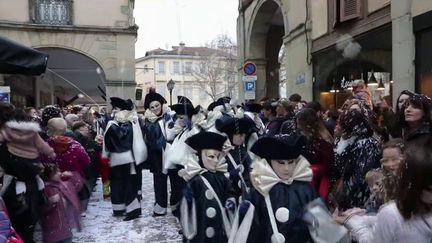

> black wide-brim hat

[
  {"left": 244, "top": 102, "right": 263, "bottom": 113},
  {"left": 177, "top": 96, "right": 193, "bottom": 105},
  {"left": 144, "top": 92, "right": 167, "bottom": 109},
  {"left": 250, "top": 135, "right": 304, "bottom": 160},
  {"left": 215, "top": 116, "right": 255, "bottom": 137},
  {"left": 170, "top": 103, "right": 197, "bottom": 117},
  {"left": 110, "top": 97, "right": 134, "bottom": 111},
  {"left": 186, "top": 131, "right": 227, "bottom": 152}
]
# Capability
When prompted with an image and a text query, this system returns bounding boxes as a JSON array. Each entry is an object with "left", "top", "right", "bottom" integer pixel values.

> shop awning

[{"left": 0, "top": 37, "right": 48, "bottom": 75}]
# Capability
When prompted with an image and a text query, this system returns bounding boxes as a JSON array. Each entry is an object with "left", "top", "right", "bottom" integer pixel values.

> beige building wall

[
  {"left": 136, "top": 55, "right": 237, "bottom": 107},
  {"left": 412, "top": 0, "right": 432, "bottom": 16},
  {"left": 368, "top": 0, "right": 390, "bottom": 13},
  {"left": 311, "top": 0, "right": 328, "bottom": 40},
  {"left": 287, "top": 0, "right": 306, "bottom": 31},
  {"left": 74, "top": 0, "right": 132, "bottom": 27},
  {"left": 0, "top": 0, "right": 29, "bottom": 22},
  {"left": 0, "top": 0, "right": 137, "bottom": 103}
]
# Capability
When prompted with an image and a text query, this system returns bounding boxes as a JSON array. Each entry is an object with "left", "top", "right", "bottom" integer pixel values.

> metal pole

[{"left": 169, "top": 89, "right": 173, "bottom": 106}]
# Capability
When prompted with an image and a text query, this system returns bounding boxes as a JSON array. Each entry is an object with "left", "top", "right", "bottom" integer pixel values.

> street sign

[
  {"left": 243, "top": 78, "right": 256, "bottom": 100},
  {"left": 243, "top": 62, "right": 257, "bottom": 76},
  {"left": 296, "top": 72, "right": 305, "bottom": 84},
  {"left": 244, "top": 92, "right": 255, "bottom": 100},
  {"left": 244, "top": 81, "right": 256, "bottom": 92},
  {"left": 242, "top": 75, "right": 257, "bottom": 82}
]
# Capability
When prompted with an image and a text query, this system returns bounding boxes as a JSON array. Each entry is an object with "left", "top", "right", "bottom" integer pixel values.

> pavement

[{"left": 36, "top": 170, "right": 182, "bottom": 243}]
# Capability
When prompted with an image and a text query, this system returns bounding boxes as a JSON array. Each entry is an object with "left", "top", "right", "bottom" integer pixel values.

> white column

[{"left": 391, "top": 0, "right": 415, "bottom": 108}]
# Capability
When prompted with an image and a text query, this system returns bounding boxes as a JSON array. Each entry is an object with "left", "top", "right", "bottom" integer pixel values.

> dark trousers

[
  {"left": 110, "top": 164, "right": 129, "bottom": 215},
  {"left": 125, "top": 164, "right": 142, "bottom": 217},
  {"left": 153, "top": 169, "right": 186, "bottom": 215}
]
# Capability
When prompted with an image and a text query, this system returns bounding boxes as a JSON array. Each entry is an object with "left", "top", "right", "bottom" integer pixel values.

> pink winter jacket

[
  {"left": 40, "top": 171, "right": 83, "bottom": 243},
  {"left": 0, "top": 121, "right": 55, "bottom": 159}
]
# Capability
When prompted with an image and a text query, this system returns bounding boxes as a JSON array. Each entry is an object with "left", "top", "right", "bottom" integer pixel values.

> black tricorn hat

[
  {"left": 186, "top": 132, "right": 227, "bottom": 152},
  {"left": 215, "top": 117, "right": 255, "bottom": 137},
  {"left": 250, "top": 135, "right": 304, "bottom": 160},
  {"left": 217, "top": 96, "right": 231, "bottom": 104},
  {"left": 207, "top": 100, "right": 224, "bottom": 111},
  {"left": 110, "top": 97, "right": 134, "bottom": 111},
  {"left": 244, "top": 102, "right": 263, "bottom": 114},
  {"left": 170, "top": 103, "right": 197, "bottom": 117},
  {"left": 144, "top": 91, "right": 167, "bottom": 109},
  {"left": 177, "top": 96, "right": 193, "bottom": 105}
]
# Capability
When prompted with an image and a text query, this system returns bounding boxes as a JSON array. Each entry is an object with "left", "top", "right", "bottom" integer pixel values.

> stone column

[{"left": 391, "top": 0, "right": 415, "bottom": 108}]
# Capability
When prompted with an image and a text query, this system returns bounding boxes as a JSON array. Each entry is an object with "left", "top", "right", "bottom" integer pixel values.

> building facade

[
  {"left": 135, "top": 43, "right": 238, "bottom": 108},
  {"left": 0, "top": 0, "right": 137, "bottom": 108},
  {"left": 237, "top": 0, "right": 432, "bottom": 108}
]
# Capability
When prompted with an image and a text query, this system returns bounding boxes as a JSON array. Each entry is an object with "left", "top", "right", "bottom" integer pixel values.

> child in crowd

[
  {"left": 40, "top": 164, "right": 82, "bottom": 243},
  {"left": 364, "top": 169, "right": 385, "bottom": 213},
  {"left": 0, "top": 197, "right": 24, "bottom": 243},
  {"left": 0, "top": 109, "right": 54, "bottom": 242},
  {"left": 380, "top": 139, "right": 404, "bottom": 202}
]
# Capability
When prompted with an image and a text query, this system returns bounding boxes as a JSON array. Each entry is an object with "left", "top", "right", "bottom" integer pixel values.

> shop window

[
  {"left": 34, "top": 0, "right": 72, "bottom": 25},
  {"left": 340, "top": 0, "right": 361, "bottom": 22}
]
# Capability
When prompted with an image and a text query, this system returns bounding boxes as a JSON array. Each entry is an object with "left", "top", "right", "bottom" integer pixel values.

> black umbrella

[{"left": 0, "top": 37, "right": 48, "bottom": 75}]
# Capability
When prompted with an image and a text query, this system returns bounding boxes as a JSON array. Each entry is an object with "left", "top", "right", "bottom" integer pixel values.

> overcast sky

[{"left": 134, "top": 0, "right": 238, "bottom": 58}]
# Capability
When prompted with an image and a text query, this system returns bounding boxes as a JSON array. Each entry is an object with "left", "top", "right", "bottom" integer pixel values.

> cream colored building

[
  {"left": 237, "top": 0, "right": 432, "bottom": 108},
  {"left": 135, "top": 43, "right": 238, "bottom": 108},
  {"left": 0, "top": 0, "right": 137, "bottom": 108}
]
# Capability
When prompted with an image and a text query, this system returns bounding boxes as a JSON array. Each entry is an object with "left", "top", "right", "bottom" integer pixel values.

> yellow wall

[
  {"left": 74, "top": 0, "right": 130, "bottom": 27},
  {"left": 311, "top": 0, "right": 328, "bottom": 39},
  {"left": 0, "top": 0, "right": 29, "bottom": 22},
  {"left": 368, "top": 0, "right": 390, "bottom": 13},
  {"left": 412, "top": 0, "right": 432, "bottom": 16}
]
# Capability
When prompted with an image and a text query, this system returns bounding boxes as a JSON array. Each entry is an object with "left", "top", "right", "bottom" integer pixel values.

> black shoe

[
  {"left": 152, "top": 212, "right": 167, "bottom": 217},
  {"left": 113, "top": 211, "right": 125, "bottom": 217},
  {"left": 123, "top": 214, "right": 140, "bottom": 221}
]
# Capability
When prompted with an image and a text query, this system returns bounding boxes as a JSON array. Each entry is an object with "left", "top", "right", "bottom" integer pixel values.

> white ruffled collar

[
  {"left": 178, "top": 153, "right": 228, "bottom": 182},
  {"left": 250, "top": 156, "right": 313, "bottom": 196},
  {"left": 144, "top": 105, "right": 169, "bottom": 123}
]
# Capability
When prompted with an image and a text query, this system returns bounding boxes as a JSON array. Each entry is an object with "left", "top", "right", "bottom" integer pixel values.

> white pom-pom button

[
  {"left": 275, "top": 207, "right": 289, "bottom": 223},
  {"left": 271, "top": 232, "right": 285, "bottom": 243},
  {"left": 205, "top": 227, "right": 215, "bottom": 238},
  {"left": 205, "top": 190, "right": 214, "bottom": 200},
  {"left": 206, "top": 207, "right": 216, "bottom": 218}
]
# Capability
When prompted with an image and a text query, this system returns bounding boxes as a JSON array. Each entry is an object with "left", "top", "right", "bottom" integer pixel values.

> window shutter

[{"left": 340, "top": 0, "right": 361, "bottom": 22}]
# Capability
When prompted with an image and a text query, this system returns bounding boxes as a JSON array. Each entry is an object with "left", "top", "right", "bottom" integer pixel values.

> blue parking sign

[{"left": 244, "top": 81, "right": 255, "bottom": 92}]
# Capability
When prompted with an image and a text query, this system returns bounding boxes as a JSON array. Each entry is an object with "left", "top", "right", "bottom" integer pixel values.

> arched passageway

[{"left": 248, "top": 0, "right": 286, "bottom": 99}]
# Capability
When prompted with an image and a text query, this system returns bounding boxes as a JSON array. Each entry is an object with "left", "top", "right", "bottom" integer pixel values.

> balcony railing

[{"left": 33, "top": 0, "right": 72, "bottom": 25}]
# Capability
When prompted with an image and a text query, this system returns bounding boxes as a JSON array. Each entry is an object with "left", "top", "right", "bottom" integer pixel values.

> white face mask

[
  {"left": 176, "top": 115, "right": 187, "bottom": 127},
  {"left": 201, "top": 149, "right": 222, "bottom": 172},
  {"left": 270, "top": 159, "right": 298, "bottom": 180},
  {"left": 149, "top": 101, "right": 162, "bottom": 116}
]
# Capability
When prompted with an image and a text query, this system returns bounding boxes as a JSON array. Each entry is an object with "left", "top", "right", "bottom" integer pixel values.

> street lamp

[{"left": 167, "top": 79, "right": 175, "bottom": 105}]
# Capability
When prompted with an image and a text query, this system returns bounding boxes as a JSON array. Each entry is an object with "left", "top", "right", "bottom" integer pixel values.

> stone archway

[
  {"left": 35, "top": 47, "right": 107, "bottom": 107},
  {"left": 247, "top": 0, "right": 287, "bottom": 100}
]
